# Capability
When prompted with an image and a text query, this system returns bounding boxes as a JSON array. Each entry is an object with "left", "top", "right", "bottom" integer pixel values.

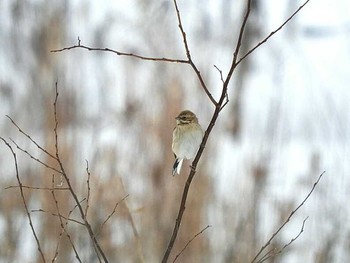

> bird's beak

[{"left": 175, "top": 116, "right": 180, "bottom": 120}]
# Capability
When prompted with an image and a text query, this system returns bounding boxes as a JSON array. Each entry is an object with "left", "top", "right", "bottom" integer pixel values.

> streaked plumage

[{"left": 172, "top": 110, "right": 203, "bottom": 176}]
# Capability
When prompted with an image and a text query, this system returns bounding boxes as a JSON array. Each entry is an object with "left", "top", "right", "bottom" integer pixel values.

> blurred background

[{"left": 1, "top": 0, "right": 350, "bottom": 262}]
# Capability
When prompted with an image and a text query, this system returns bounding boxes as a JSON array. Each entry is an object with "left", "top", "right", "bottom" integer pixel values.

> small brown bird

[{"left": 172, "top": 110, "right": 203, "bottom": 176}]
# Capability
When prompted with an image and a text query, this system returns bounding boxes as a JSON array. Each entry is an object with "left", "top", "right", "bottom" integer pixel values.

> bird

[{"left": 172, "top": 110, "right": 204, "bottom": 176}]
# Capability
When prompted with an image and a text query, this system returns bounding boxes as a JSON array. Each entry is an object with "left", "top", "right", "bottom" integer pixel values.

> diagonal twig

[
  {"left": 0, "top": 137, "right": 47, "bottom": 262},
  {"left": 173, "top": 225, "right": 211, "bottom": 263},
  {"left": 237, "top": 0, "right": 310, "bottom": 66},
  {"left": 172, "top": 0, "right": 217, "bottom": 106},
  {"left": 50, "top": 174, "right": 83, "bottom": 263},
  {"left": 32, "top": 208, "right": 85, "bottom": 226},
  {"left": 251, "top": 172, "right": 325, "bottom": 263},
  {"left": 96, "top": 194, "right": 129, "bottom": 237},
  {"left": 6, "top": 115, "right": 57, "bottom": 160},
  {"left": 256, "top": 217, "right": 308, "bottom": 263},
  {"left": 9, "top": 138, "right": 63, "bottom": 174}
]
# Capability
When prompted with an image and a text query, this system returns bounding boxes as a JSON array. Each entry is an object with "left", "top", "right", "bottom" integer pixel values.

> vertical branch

[
  {"left": 84, "top": 160, "right": 91, "bottom": 217},
  {"left": 53, "top": 83, "right": 108, "bottom": 262},
  {"left": 51, "top": 174, "right": 83, "bottom": 263},
  {"left": 222, "top": 0, "right": 251, "bottom": 106},
  {"left": 0, "top": 137, "right": 46, "bottom": 262},
  {"left": 162, "top": 1, "right": 252, "bottom": 262}
]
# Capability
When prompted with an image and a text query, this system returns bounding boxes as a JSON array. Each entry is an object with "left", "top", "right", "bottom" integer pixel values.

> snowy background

[{"left": 1, "top": 0, "right": 350, "bottom": 262}]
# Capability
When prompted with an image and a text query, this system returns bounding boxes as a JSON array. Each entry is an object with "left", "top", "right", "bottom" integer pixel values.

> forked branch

[
  {"left": 251, "top": 172, "right": 325, "bottom": 263},
  {"left": 46, "top": 0, "right": 313, "bottom": 262}
]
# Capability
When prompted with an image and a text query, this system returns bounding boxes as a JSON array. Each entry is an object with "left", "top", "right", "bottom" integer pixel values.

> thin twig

[
  {"left": 213, "top": 65, "right": 224, "bottom": 84},
  {"left": 96, "top": 194, "right": 129, "bottom": 236},
  {"left": 256, "top": 217, "right": 309, "bottom": 263},
  {"left": 50, "top": 174, "right": 83, "bottom": 263},
  {"left": 172, "top": 0, "right": 217, "bottom": 106},
  {"left": 223, "top": 0, "right": 251, "bottom": 92},
  {"left": 251, "top": 172, "right": 325, "bottom": 263},
  {"left": 51, "top": 44, "right": 188, "bottom": 64},
  {"left": 32, "top": 209, "right": 85, "bottom": 226},
  {"left": 0, "top": 137, "right": 46, "bottom": 262},
  {"left": 9, "top": 138, "right": 63, "bottom": 175},
  {"left": 6, "top": 115, "right": 57, "bottom": 160},
  {"left": 119, "top": 178, "right": 145, "bottom": 263},
  {"left": 53, "top": 82, "right": 108, "bottom": 262},
  {"left": 84, "top": 160, "right": 91, "bottom": 218},
  {"left": 173, "top": 225, "right": 211, "bottom": 263},
  {"left": 237, "top": 0, "right": 310, "bottom": 66},
  {"left": 5, "top": 185, "right": 69, "bottom": 191}
]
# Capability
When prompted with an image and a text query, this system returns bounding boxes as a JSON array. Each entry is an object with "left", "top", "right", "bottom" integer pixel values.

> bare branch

[
  {"left": 32, "top": 209, "right": 85, "bottom": 226},
  {"left": 257, "top": 217, "right": 309, "bottom": 263},
  {"left": 119, "top": 178, "right": 145, "bottom": 263},
  {"left": 6, "top": 115, "right": 57, "bottom": 160},
  {"left": 172, "top": 0, "right": 217, "bottom": 106},
  {"left": 172, "top": 0, "right": 191, "bottom": 60},
  {"left": 51, "top": 43, "right": 188, "bottom": 64},
  {"left": 213, "top": 65, "right": 224, "bottom": 84},
  {"left": 0, "top": 137, "right": 46, "bottom": 262},
  {"left": 50, "top": 174, "right": 82, "bottom": 263},
  {"left": 96, "top": 194, "right": 129, "bottom": 237},
  {"left": 84, "top": 160, "right": 91, "bottom": 218},
  {"left": 173, "top": 225, "right": 211, "bottom": 263},
  {"left": 237, "top": 0, "right": 310, "bottom": 66},
  {"left": 223, "top": 0, "right": 251, "bottom": 91},
  {"left": 53, "top": 82, "right": 108, "bottom": 262},
  {"left": 162, "top": 2, "right": 252, "bottom": 262},
  {"left": 5, "top": 185, "right": 69, "bottom": 191},
  {"left": 251, "top": 172, "right": 325, "bottom": 263},
  {"left": 9, "top": 138, "right": 63, "bottom": 174}
]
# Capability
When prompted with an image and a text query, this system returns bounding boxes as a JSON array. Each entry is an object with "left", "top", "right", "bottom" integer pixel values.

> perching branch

[
  {"left": 162, "top": 0, "right": 314, "bottom": 261},
  {"left": 47, "top": 0, "right": 314, "bottom": 262}
]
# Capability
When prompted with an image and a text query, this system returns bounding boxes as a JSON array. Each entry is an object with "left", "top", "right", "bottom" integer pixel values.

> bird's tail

[{"left": 172, "top": 158, "right": 184, "bottom": 176}]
